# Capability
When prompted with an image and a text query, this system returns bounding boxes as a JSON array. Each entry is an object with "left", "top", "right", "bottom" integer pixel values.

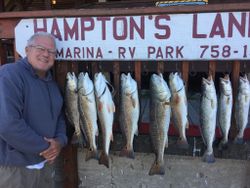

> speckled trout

[
  {"left": 218, "top": 75, "right": 232, "bottom": 149},
  {"left": 94, "top": 72, "right": 115, "bottom": 168},
  {"left": 119, "top": 73, "right": 139, "bottom": 159},
  {"left": 78, "top": 72, "right": 99, "bottom": 161},
  {"left": 149, "top": 73, "right": 171, "bottom": 175},
  {"left": 200, "top": 75, "right": 217, "bottom": 163},
  {"left": 169, "top": 72, "right": 189, "bottom": 149},
  {"left": 234, "top": 74, "right": 250, "bottom": 144},
  {"left": 65, "top": 72, "right": 83, "bottom": 144}
]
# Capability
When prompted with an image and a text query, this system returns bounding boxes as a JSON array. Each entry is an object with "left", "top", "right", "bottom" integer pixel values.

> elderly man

[{"left": 0, "top": 32, "right": 67, "bottom": 188}]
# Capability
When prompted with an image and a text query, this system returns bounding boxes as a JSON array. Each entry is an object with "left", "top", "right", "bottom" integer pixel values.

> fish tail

[
  {"left": 176, "top": 138, "right": 189, "bottom": 149},
  {"left": 148, "top": 160, "right": 165, "bottom": 176},
  {"left": 119, "top": 147, "right": 135, "bottom": 159},
  {"left": 85, "top": 148, "right": 99, "bottom": 161},
  {"left": 99, "top": 151, "right": 109, "bottom": 168},
  {"left": 202, "top": 151, "right": 215, "bottom": 163}
]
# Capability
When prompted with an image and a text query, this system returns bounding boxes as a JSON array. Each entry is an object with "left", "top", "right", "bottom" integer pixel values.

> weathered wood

[
  {"left": 230, "top": 61, "right": 241, "bottom": 139},
  {"left": 135, "top": 61, "right": 141, "bottom": 90},
  {"left": 157, "top": 61, "right": 164, "bottom": 74},
  {"left": 181, "top": 61, "right": 189, "bottom": 91},
  {"left": 0, "top": 39, "right": 6, "bottom": 65},
  {"left": 0, "top": 19, "right": 18, "bottom": 38},
  {"left": 113, "top": 61, "right": 120, "bottom": 121},
  {"left": 208, "top": 61, "right": 216, "bottom": 80},
  {"left": 0, "top": 0, "right": 4, "bottom": 12}
]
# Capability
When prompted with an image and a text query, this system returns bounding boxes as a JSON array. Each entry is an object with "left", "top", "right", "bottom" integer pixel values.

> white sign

[{"left": 15, "top": 12, "right": 250, "bottom": 61}]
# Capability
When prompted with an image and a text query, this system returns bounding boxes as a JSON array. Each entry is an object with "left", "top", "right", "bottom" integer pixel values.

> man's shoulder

[{"left": 0, "top": 59, "right": 26, "bottom": 77}]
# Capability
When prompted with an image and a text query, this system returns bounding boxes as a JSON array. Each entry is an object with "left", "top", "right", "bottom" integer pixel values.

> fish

[
  {"left": 65, "top": 72, "right": 83, "bottom": 144},
  {"left": 234, "top": 74, "right": 250, "bottom": 144},
  {"left": 200, "top": 75, "right": 217, "bottom": 163},
  {"left": 119, "top": 73, "right": 140, "bottom": 159},
  {"left": 78, "top": 72, "right": 99, "bottom": 161},
  {"left": 94, "top": 72, "right": 115, "bottom": 168},
  {"left": 149, "top": 73, "right": 171, "bottom": 175},
  {"left": 169, "top": 72, "right": 189, "bottom": 149},
  {"left": 218, "top": 74, "right": 233, "bottom": 149}
]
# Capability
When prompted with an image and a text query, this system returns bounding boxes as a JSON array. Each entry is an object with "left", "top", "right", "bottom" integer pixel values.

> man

[{"left": 0, "top": 32, "right": 68, "bottom": 188}]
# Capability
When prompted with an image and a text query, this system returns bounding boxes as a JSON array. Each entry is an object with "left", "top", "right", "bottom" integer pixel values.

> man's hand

[{"left": 40, "top": 137, "right": 62, "bottom": 164}]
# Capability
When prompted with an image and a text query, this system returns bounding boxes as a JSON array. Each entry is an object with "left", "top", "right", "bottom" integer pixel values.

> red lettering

[
  {"left": 81, "top": 18, "right": 94, "bottom": 40},
  {"left": 130, "top": 16, "right": 145, "bottom": 40},
  {"left": 113, "top": 17, "right": 127, "bottom": 40},
  {"left": 209, "top": 13, "right": 225, "bottom": 38},
  {"left": 64, "top": 18, "right": 79, "bottom": 40},
  {"left": 33, "top": 19, "right": 47, "bottom": 33},
  {"left": 155, "top": 15, "right": 171, "bottom": 39},
  {"left": 51, "top": 18, "right": 62, "bottom": 41},
  {"left": 97, "top": 17, "right": 111, "bottom": 40},
  {"left": 228, "top": 12, "right": 246, "bottom": 37},
  {"left": 74, "top": 47, "right": 81, "bottom": 58},
  {"left": 192, "top": 14, "right": 206, "bottom": 38}
]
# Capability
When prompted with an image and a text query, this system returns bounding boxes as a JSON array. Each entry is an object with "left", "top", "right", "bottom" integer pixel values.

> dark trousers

[{"left": 0, "top": 164, "right": 54, "bottom": 188}]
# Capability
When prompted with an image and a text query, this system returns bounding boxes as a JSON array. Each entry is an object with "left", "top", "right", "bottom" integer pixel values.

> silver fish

[
  {"left": 78, "top": 72, "right": 99, "bottom": 161},
  {"left": 119, "top": 73, "right": 140, "bottom": 159},
  {"left": 234, "top": 75, "right": 250, "bottom": 144},
  {"left": 65, "top": 72, "right": 83, "bottom": 144},
  {"left": 149, "top": 73, "right": 171, "bottom": 175},
  {"left": 169, "top": 72, "right": 189, "bottom": 149},
  {"left": 218, "top": 75, "right": 233, "bottom": 149},
  {"left": 200, "top": 75, "right": 217, "bottom": 163},
  {"left": 94, "top": 72, "right": 115, "bottom": 168}
]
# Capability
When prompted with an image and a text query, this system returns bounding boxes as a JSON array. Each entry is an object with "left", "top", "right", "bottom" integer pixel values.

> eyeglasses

[{"left": 29, "top": 45, "right": 56, "bottom": 56}]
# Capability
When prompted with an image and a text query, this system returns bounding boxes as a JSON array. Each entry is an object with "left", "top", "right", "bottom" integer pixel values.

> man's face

[{"left": 25, "top": 35, "right": 56, "bottom": 76}]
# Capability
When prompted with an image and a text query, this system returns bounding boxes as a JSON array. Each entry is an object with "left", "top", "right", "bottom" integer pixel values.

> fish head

[
  {"left": 150, "top": 73, "right": 171, "bottom": 98},
  {"left": 219, "top": 75, "right": 232, "bottom": 95},
  {"left": 169, "top": 72, "right": 183, "bottom": 92},
  {"left": 78, "top": 72, "right": 93, "bottom": 95},
  {"left": 66, "top": 72, "right": 78, "bottom": 92},
  {"left": 121, "top": 73, "right": 137, "bottom": 94},
  {"left": 239, "top": 75, "right": 250, "bottom": 95},
  {"left": 202, "top": 75, "right": 215, "bottom": 94},
  {"left": 94, "top": 72, "right": 106, "bottom": 97}
]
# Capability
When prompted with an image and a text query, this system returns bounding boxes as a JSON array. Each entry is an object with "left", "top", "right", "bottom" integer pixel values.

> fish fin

[
  {"left": 98, "top": 102, "right": 103, "bottom": 111},
  {"left": 149, "top": 160, "right": 165, "bottom": 176},
  {"left": 99, "top": 151, "right": 109, "bottom": 168},
  {"left": 119, "top": 147, "right": 135, "bottom": 159},
  {"left": 176, "top": 138, "right": 189, "bottom": 149},
  {"left": 110, "top": 134, "right": 114, "bottom": 142},
  {"left": 186, "top": 120, "right": 189, "bottom": 129},
  {"left": 131, "top": 96, "right": 136, "bottom": 108},
  {"left": 202, "top": 152, "right": 215, "bottom": 163},
  {"left": 85, "top": 148, "right": 99, "bottom": 161}
]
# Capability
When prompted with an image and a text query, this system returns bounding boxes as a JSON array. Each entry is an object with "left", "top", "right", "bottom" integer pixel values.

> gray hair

[{"left": 26, "top": 32, "right": 56, "bottom": 47}]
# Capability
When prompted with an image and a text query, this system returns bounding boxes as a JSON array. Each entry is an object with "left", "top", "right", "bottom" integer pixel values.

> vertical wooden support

[
  {"left": 135, "top": 61, "right": 141, "bottom": 90},
  {"left": 91, "top": 62, "right": 98, "bottom": 76},
  {"left": 230, "top": 61, "right": 240, "bottom": 138},
  {"left": 157, "top": 61, "right": 164, "bottom": 74},
  {"left": 208, "top": 61, "right": 216, "bottom": 80},
  {"left": 181, "top": 61, "right": 189, "bottom": 91},
  {"left": 14, "top": 39, "right": 20, "bottom": 62},
  {"left": 0, "top": 40, "right": 6, "bottom": 65},
  {"left": 55, "top": 61, "right": 78, "bottom": 188},
  {"left": 113, "top": 61, "right": 120, "bottom": 113},
  {"left": 0, "top": 0, "right": 4, "bottom": 12}
]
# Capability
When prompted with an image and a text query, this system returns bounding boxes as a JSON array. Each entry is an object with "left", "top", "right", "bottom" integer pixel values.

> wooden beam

[
  {"left": 157, "top": 61, "right": 164, "bottom": 74},
  {"left": 113, "top": 61, "right": 120, "bottom": 122},
  {"left": 230, "top": 61, "right": 241, "bottom": 139},
  {"left": 135, "top": 61, "right": 141, "bottom": 90},
  {"left": 208, "top": 61, "right": 216, "bottom": 80},
  {"left": 0, "top": 39, "right": 6, "bottom": 65},
  {"left": 181, "top": 61, "right": 189, "bottom": 91}
]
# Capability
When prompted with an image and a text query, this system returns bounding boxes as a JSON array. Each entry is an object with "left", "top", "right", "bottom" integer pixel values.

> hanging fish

[
  {"left": 78, "top": 72, "right": 99, "bottom": 161},
  {"left": 94, "top": 72, "right": 115, "bottom": 168},
  {"left": 65, "top": 72, "right": 83, "bottom": 144},
  {"left": 119, "top": 73, "right": 140, "bottom": 159},
  {"left": 169, "top": 72, "right": 189, "bottom": 149},
  {"left": 200, "top": 75, "right": 217, "bottom": 163},
  {"left": 234, "top": 74, "right": 250, "bottom": 144},
  {"left": 218, "top": 74, "right": 233, "bottom": 149},
  {"left": 149, "top": 73, "right": 171, "bottom": 175}
]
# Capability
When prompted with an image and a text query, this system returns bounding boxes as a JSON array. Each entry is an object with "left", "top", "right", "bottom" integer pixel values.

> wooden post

[
  {"left": 208, "top": 61, "right": 216, "bottom": 80},
  {"left": 135, "top": 61, "right": 141, "bottom": 90},
  {"left": 113, "top": 61, "right": 120, "bottom": 121},
  {"left": 0, "top": 40, "right": 6, "bottom": 65},
  {"left": 230, "top": 61, "right": 241, "bottom": 139},
  {"left": 181, "top": 61, "right": 189, "bottom": 91},
  {"left": 157, "top": 61, "right": 164, "bottom": 74}
]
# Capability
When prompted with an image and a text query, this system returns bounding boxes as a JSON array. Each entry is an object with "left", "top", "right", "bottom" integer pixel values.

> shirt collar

[{"left": 21, "top": 57, "right": 53, "bottom": 81}]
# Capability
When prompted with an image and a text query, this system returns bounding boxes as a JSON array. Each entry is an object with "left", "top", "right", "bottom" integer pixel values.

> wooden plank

[
  {"left": 0, "top": 19, "right": 19, "bottom": 38},
  {"left": 230, "top": 61, "right": 240, "bottom": 139},
  {"left": 181, "top": 61, "right": 189, "bottom": 91},
  {"left": 1, "top": 3, "right": 250, "bottom": 19},
  {"left": 157, "top": 61, "right": 164, "bottom": 74},
  {"left": 208, "top": 61, "right": 216, "bottom": 80},
  {"left": 135, "top": 61, "right": 141, "bottom": 90},
  {"left": 113, "top": 61, "right": 120, "bottom": 122},
  {"left": 0, "top": 39, "right": 6, "bottom": 65}
]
